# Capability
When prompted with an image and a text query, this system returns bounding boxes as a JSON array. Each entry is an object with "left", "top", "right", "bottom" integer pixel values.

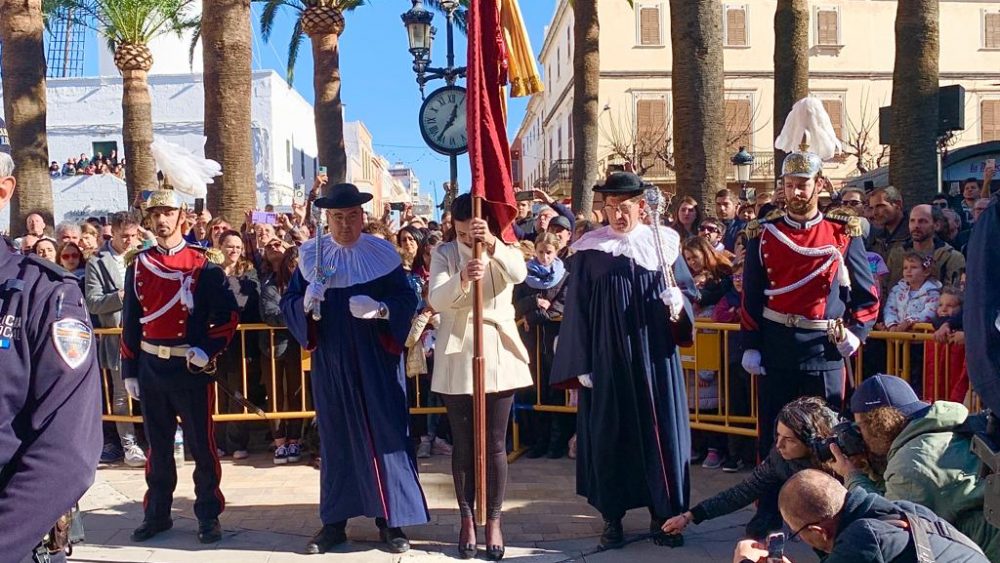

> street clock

[{"left": 418, "top": 85, "right": 468, "bottom": 156}]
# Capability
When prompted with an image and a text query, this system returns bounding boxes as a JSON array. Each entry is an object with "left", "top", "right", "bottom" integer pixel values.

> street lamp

[
  {"left": 731, "top": 146, "right": 754, "bottom": 202},
  {"left": 401, "top": 0, "right": 468, "bottom": 211}
]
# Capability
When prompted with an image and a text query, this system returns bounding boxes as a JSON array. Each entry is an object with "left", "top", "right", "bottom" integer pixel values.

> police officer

[
  {"left": 0, "top": 150, "right": 102, "bottom": 561},
  {"left": 120, "top": 183, "right": 238, "bottom": 544}
]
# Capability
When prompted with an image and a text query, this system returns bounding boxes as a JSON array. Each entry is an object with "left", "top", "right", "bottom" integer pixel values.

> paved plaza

[{"left": 70, "top": 453, "right": 816, "bottom": 562}]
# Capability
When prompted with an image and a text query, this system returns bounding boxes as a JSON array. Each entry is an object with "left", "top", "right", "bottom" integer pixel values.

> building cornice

[{"left": 542, "top": 79, "right": 575, "bottom": 129}]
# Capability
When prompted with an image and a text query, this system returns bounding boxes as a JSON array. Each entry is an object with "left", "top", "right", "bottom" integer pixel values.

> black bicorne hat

[
  {"left": 593, "top": 171, "right": 651, "bottom": 194},
  {"left": 314, "top": 182, "right": 374, "bottom": 209}
]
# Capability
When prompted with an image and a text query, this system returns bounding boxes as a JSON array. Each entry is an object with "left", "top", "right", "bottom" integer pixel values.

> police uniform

[
  {"left": 120, "top": 190, "right": 238, "bottom": 541},
  {"left": 742, "top": 98, "right": 880, "bottom": 461},
  {"left": 0, "top": 238, "right": 102, "bottom": 560}
]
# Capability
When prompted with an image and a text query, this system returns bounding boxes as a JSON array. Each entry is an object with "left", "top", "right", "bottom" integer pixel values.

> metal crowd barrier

[{"left": 98, "top": 321, "right": 975, "bottom": 436}]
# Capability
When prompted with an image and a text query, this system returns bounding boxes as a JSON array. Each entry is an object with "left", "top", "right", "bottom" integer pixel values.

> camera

[{"left": 811, "top": 421, "right": 866, "bottom": 463}]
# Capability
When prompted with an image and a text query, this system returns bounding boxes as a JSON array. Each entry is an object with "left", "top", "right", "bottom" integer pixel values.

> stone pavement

[{"left": 71, "top": 454, "right": 816, "bottom": 562}]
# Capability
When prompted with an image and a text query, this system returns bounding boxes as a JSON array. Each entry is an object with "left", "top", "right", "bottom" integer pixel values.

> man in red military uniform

[
  {"left": 120, "top": 186, "right": 238, "bottom": 544},
  {"left": 739, "top": 98, "right": 879, "bottom": 537}
]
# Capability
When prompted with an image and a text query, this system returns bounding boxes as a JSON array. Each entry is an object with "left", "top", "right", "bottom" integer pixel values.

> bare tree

[
  {"left": 844, "top": 88, "right": 890, "bottom": 174},
  {"left": 598, "top": 103, "right": 673, "bottom": 176}
]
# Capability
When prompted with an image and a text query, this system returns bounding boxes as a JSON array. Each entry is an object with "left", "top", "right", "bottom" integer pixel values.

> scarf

[{"left": 525, "top": 258, "right": 565, "bottom": 290}]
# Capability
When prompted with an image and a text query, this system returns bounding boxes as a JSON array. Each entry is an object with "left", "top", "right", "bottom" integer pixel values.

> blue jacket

[{"left": 823, "top": 488, "right": 988, "bottom": 563}]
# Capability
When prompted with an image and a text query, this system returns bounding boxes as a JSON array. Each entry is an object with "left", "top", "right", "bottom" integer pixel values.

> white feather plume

[
  {"left": 774, "top": 97, "right": 843, "bottom": 160},
  {"left": 150, "top": 137, "right": 222, "bottom": 198}
]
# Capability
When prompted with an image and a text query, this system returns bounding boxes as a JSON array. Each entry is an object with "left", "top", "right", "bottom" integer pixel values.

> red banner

[{"left": 466, "top": 0, "right": 517, "bottom": 243}]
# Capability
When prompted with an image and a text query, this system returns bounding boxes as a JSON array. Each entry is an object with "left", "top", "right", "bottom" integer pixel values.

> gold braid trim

[
  {"left": 743, "top": 209, "right": 785, "bottom": 239},
  {"left": 124, "top": 248, "right": 143, "bottom": 267},
  {"left": 205, "top": 248, "right": 225, "bottom": 264},
  {"left": 826, "top": 213, "right": 863, "bottom": 237}
]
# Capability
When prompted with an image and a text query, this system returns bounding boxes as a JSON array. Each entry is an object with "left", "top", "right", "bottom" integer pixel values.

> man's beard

[{"left": 787, "top": 197, "right": 814, "bottom": 215}]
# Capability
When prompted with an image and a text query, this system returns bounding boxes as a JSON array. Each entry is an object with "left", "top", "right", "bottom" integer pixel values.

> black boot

[
  {"left": 376, "top": 518, "right": 410, "bottom": 553},
  {"left": 130, "top": 518, "right": 173, "bottom": 542},
  {"left": 598, "top": 517, "right": 625, "bottom": 550},
  {"left": 197, "top": 518, "right": 222, "bottom": 544},
  {"left": 649, "top": 515, "right": 683, "bottom": 547},
  {"left": 306, "top": 522, "right": 348, "bottom": 554}
]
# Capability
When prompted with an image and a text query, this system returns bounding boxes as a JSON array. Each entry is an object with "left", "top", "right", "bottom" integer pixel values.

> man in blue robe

[
  {"left": 551, "top": 172, "right": 698, "bottom": 551},
  {"left": 281, "top": 182, "right": 429, "bottom": 554}
]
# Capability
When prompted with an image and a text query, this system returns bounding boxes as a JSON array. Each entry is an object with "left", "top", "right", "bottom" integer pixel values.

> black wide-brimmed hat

[
  {"left": 593, "top": 171, "right": 650, "bottom": 194},
  {"left": 315, "top": 182, "right": 373, "bottom": 209}
]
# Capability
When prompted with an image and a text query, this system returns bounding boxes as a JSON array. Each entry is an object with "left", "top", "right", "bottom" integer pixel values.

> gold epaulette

[
  {"left": 204, "top": 247, "right": 225, "bottom": 264},
  {"left": 124, "top": 247, "right": 144, "bottom": 267},
  {"left": 743, "top": 209, "right": 785, "bottom": 239},
  {"left": 826, "top": 213, "right": 864, "bottom": 237}
]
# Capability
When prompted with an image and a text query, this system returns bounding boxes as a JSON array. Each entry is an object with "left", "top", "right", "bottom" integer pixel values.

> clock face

[{"left": 419, "top": 86, "right": 469, "bottom": 156}]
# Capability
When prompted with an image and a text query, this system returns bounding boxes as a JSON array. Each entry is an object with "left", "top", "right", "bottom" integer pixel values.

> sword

[
  {"left": 643, "top": 186, "right": 681, "bottom": 321},
  {"left": 187, "top": 358, "right": 268, "bottom": 419}
]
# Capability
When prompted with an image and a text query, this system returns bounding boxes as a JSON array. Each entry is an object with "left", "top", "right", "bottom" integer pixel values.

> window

[
  {"left": 637, "top": 4, "right": 662, "bottom": 46},
  {"left": 635, "top": 95, "right": 670, "bottom": 161},
  {"left": 815, "top": 7, "right": 840, "bottom": 46},
  {"left": 819, "top": 97, "right": 846, "bottom": 141},
  {"left": 982, "top": 100, "right": 1000, "bottom": 141},
  {"left": 724, "top": 5, "right": 748, "bottom": 47},
  {"left": 567, "top": 26, "right": 572, "bottom": 54},
  {"left": 568, "top": 115, "right": 574, "bottom": 158},
  {"left": 725, "top": 96, "right": 752, "bottom": 152},
  {"left": 286, "top": 140, "right": 292, "bottom": 172},
  {"left": 984, "top": 11, "right": 1000, "bottom": 49},
  {"left": 557, "top": 125, "right": 562, "bottom": 159},
  {"left": 556, "top": 48, "right": 560, "bottom": 79}
]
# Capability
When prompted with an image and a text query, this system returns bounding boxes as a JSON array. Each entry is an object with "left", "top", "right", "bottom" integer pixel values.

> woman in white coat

[{"left": 428, "top": 194, "right": 532, "bottom": 561}]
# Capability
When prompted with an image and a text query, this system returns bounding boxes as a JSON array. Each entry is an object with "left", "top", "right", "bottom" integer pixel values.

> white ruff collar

[
  {"left": 298, "top": 233, "right": 401, "bottom": 288},
  {"left": 571, "top": 224, "right": 680, "bottom": 271}
]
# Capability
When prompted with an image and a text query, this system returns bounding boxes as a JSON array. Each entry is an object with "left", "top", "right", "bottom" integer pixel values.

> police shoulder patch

[{"left": 52, "top": 318, "right": 93, "bottom": 369}]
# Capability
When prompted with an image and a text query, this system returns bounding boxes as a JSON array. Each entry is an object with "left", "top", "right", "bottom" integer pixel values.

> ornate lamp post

[
  {"left": 401, "top": 0, "right": 468, "bottom": 211},
  {"left": 732, "top": 146, "right": 755, "bottom": 202}
]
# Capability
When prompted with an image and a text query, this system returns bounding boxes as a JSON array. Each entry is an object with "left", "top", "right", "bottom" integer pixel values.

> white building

[{"left": 390, "top": 163, "right": 421, "bottom": 200}]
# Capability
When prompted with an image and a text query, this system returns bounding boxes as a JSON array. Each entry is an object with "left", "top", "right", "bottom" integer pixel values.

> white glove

[
  {"left": 578, "top": 374, "right": 593, "bottom": 388},
  {"left": 186, "top": 347, "right": 209, "bottom": 368},
  {"left": 124, "top": 378, "right": 141, "bottom": 400},
  {"left": 836, "top": 330, "right": 861, "bottom": 358},
  {"left": 660, "top": 287, "right": 685, "bottom": 319},
  {"left": 303, "top": 281, "right": 327, "bottom": 314},
  {"left": 349, "top": 295, "right": 387, "bottom": 320},
  {"left": 741, "top": 349, "right": 765, "bottom": 376}
]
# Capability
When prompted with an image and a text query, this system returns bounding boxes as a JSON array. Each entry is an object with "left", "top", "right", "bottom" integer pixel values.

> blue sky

[{"left": 76, "top": 0, "right": 557, "bottom": 205}]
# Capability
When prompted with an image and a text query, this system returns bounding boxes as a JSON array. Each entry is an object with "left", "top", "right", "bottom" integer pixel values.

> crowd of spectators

[{"left": 49, "top": 150, "right": 125, "bottom": 179}]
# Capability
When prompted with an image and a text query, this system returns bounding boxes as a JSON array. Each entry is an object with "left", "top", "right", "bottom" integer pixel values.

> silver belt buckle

[
  {"left": 785, "top": 314, "right": 802, "bottom": 328},
  {"left": 157, "top": 345, "right": 171, "bottom": 359}
]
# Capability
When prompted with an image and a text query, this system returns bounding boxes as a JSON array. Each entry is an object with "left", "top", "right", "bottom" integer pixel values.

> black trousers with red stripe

[{"left": 137, "top": 354, "right": 225, "bottom": 523}]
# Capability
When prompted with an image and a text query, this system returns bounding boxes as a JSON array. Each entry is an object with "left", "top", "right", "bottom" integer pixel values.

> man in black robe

[{"left": 551, "top": 172, "right": 698, "bottom": 550}]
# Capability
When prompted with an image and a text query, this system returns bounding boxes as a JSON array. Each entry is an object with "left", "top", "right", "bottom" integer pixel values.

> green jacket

[{"left": 847, "top": 401, "right": 1000, "bottom": 561}]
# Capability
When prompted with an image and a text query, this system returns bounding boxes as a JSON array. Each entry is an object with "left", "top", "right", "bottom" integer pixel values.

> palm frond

[
  {"left": 257, "top": 0, "right": 303, "bottom": 43},
  {"left": 285, "top": 16, "right": 305, "bottom": 85},
  {"left": 188, "top": 24, "right": 201, "bottom": 69},
  {"left": 424, "top": 0, "right": 467, "bottom": 36}
]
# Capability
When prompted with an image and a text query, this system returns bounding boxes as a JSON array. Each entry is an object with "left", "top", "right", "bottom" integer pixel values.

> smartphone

[
  {"left": 318, "top": 165, "right": 328, "bottom": 176},
  {"left": 766, "top": 532, "right": 785, "bottom": 563},
  {"left": 389, "top": 202, "right": 407, "bottom": 212},
  {"left": 294, "top": 183, "right": 306, "bottom": 202},
  {"left": 988, "top": 158, "right": 996, "bottom": 170},
  {"left": 515, "top": 190, "right": 535, "bottom": 202},
  {"left": 251, "top": 210, "right": 278, "bottom": 225},
  {"left": 194, "top": 198, "right": 205, "bottom": 215}
]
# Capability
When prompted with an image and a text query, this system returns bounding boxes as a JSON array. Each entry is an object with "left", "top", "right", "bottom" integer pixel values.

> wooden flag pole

[{"left": 472, "top": 196, "right": 488, "bottom": 527}]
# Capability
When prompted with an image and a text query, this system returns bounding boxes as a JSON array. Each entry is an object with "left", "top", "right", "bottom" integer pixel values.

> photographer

[
  {"left": 732, "top": 469, "right": 988, "bottom": 563},
  {"left": 828, "top": 374, "right": 1000, "bottom": 560},
  {"left": 663, "top": 397, "right": 839, "bottom": 540}
]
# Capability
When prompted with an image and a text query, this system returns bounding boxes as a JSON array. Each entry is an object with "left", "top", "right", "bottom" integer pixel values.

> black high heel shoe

[
  {"left": 485, "top": 518, "right": 505, "bottom": 561},
  {"left": 458, "top": 519, "right": 477, "bottom": 560}
]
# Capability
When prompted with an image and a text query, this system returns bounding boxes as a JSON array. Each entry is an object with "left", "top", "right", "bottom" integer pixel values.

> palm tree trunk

[
  {"left": 312, "top": 33, "right": 347, "bottom": 184},
  {"left": 890, "top": 0, "right": 939, "bottom": 204},
  {"left": 670, "top": 0, "right": 726, "bottom": 206},
  {"left": 571, "top": 0, "right": 599, "bottom": 218},
  {"left": 120, "top": 65, "right": 158, "bottom": 205},
  {"left": 0, "top": 0, "right": 53, "bottom": 228},
  {"left": 202, "top": 0, "right": 256, "bottom": 220},
  {"left": 773, "top": 0, "right": 809, "bottom": 175}
]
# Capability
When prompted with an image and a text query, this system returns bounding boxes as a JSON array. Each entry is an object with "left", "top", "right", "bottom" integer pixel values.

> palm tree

[
  {"left": 0, "top": 0, "right": 55, "bottom": 229},
  {"left": 669, "top": 0, "right": 726, "bottom": 206},
  {"left": 259, "top": 0, "right": 366, "bottom": 185},
  {"left": 773, "top": 0, "right": 809, "bottom": 175},
  {"left": 571, "top": 0, "right": 599, "bottom": 217},
  {"left": 54, "top": 0, "right": 198, "bottom": 204},
  {"left": 202, "top": 0, "right": 255, "bottom": 221},
  {"left": 890, "top": 0, "right": 939, "bottom": 204}
]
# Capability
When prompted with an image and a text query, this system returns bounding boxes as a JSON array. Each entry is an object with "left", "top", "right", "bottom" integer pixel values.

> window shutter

[
  {"left": 982, "top": 100, "right": 1000, "bottom": 141},
  {"left": 726, "top": 7, "right": 747, "bottom": 46},
  {"left": 986, "top": 13, "right": 1000, "bottom": 49},
  {"left": 817, "top": 9, "right": 839, "bottom": 45},
  {"left": 725, "top": 98, "right": 752, "bottom": 151},
  {"left": 639, "top": 7, "right": 661, "bottom": 46},
  {"left": 821, "top": 99, "right": 845, "bottom": 140},
  {"left": 636, "top": 98, "right": 668, "bottom": 157},
  {"left": 568, "top": 116, "right": 574, "bottom": 158}
]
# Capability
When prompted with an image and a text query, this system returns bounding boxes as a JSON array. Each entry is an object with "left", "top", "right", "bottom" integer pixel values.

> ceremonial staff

[{"left": 471, "top": 196, "right": 487, "bottom": 526}]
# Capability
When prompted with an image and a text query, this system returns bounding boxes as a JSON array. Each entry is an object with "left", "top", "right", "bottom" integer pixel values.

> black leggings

[{"left": 441, "top": 391, "right": 514, "bottom": 520}]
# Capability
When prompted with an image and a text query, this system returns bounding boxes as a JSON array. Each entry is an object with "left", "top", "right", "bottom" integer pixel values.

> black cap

[
  {"left": 593, "top": 171, "right": 650, "bottom": 194},
  {"left": 314, "top": 182, "right": 374, "bottom": 209}
]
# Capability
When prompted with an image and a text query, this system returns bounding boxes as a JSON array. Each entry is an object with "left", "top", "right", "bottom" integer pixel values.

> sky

[{"left": 75, "top": 0, "right": 558, "bottom": 207}]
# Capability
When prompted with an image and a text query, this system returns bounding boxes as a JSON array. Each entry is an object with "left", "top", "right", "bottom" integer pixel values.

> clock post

[{"left": 401, "top": 0, "right": 468, "bottom": 212}]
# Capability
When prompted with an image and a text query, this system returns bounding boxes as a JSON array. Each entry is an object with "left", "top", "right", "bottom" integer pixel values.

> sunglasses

[
  {"left": 699, "top": 225, "right": 721, "bottom": 234},
  {"left": 842, "top": 200, "right": 864, "bottom": 207},
  {"left": 933, "top": 202, "right": 948, "bottom": 208}
]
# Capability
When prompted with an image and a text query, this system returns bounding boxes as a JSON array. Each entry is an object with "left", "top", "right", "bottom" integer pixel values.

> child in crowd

[
  {"left": 924, "top": 287, "right": 968, "bottom": 403},
  {"left": 514, "top": 232, "right": 571, "bottom": 459},
  {"left": 883, "top": 252, "right": 942, "bottom": 332}
]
